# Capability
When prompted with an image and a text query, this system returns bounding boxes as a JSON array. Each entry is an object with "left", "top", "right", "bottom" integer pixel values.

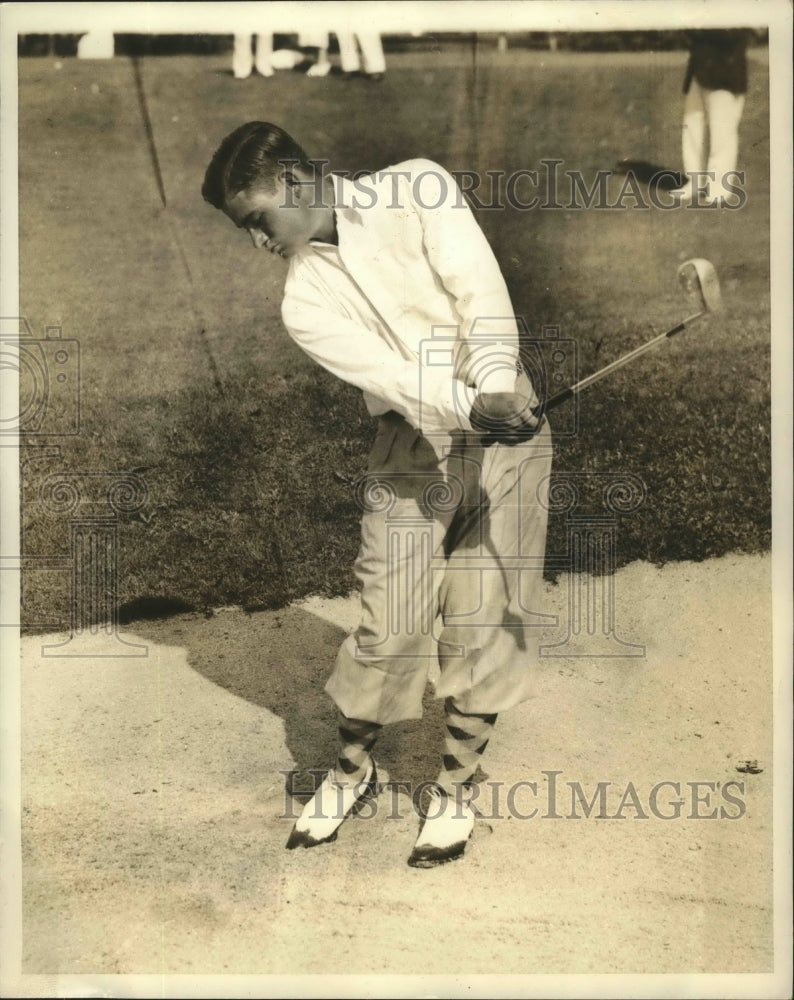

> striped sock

[
  {"left": 436, "top": 699, "right": 497, "bottom": 794},
  {"left": 334, "top": 712, "right": 382, "bottom": 785}
]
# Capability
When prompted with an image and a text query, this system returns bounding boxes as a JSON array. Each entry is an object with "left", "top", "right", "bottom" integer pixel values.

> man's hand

[{"left": 469, "top": 392, "right": 541, "bottom": 446}]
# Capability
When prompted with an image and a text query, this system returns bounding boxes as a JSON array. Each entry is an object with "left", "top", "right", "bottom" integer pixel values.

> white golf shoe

[
  {"left": 285, "top": 759, "right": 380, "bottom": 850},
  {"left": 407, "top": 785, "right": 476, "bottom": 868},
  {"left": 305, "top": 59, "right": 331, "bottom": 78}
]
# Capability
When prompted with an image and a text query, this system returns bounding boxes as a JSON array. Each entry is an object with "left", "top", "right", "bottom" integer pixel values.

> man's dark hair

[{"left": 201, "top": 121, "right": 312, "bottom": 209}]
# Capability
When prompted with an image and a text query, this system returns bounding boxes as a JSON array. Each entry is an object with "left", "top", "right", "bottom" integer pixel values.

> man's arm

[
  {"left": 282, "top": 286, "right": 475, "bottom": 435},
  {"left": 401, "top": 160, "right": 541, "bottom": 444},
  {"left": 400, "top": 159, "right": 526, "bottom": 400}
]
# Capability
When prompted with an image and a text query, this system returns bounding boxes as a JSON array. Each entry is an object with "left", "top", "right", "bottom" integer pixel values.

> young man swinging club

[{"left": 202, "top": 122, "right": 553, "bottom": 868}]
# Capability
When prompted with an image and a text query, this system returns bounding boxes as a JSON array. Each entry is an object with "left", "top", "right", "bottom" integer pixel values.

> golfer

[{"left": 202, "top": 123, "right": 552, "bottom": 867}]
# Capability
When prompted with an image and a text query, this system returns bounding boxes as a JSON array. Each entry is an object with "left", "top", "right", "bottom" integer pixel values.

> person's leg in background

[
  {"left": 705, "top": 88, "right": 746, "bottom": 202},
  {"left": 336, "top": 32, "right": 361, "bottom": 75},
  {"left": 254, "top": 33, "right": 274, "bottom": 77},
  {"left": 356, "top": 33, "right": 386, "bottom": 79},
  {"left": 305, "top": 46, "right": 331, "bottom": 77},
  {"left": 232, "top": 34, "right": 254, "bottom": 79},
  {"left": 678, "top": 78, "right": 708, "bottom": 200},
  {"left": 337, "top": 32, "right": 385, "bottom": 79},
  {"left": 299, "top": 32, "right": 331, "bottom": 76}
]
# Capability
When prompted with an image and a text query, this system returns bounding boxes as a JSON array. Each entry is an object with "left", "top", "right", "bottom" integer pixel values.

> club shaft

[{"left": 540, "top": 310, "right": 705, "bottom": 412}]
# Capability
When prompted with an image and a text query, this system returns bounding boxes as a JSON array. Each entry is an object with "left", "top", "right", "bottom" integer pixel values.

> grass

[{"left": 16, "top": 46, "right": 772, "bottom": 627}]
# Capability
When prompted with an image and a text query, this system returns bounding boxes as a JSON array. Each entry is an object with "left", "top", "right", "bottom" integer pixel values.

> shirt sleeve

[
  {"left": 400, "top": 160, "right": 527, "bottom": 399},
  {"left": 282, "top": 281, "right": 475, "bottom": 435}
]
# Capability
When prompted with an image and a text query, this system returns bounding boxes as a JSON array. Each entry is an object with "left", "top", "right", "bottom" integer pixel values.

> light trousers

[
  {"left": 232, "top": 34, "right": 274, "bottom": 78},
  {"left": 325, "top": 411, "right": 553, "bottom": 725},
  {"left": 336, "top": 32, "right": 386, "bottom": 75},
  {"left": 682, "top": 79, "right": 746, "bottom": 198}
]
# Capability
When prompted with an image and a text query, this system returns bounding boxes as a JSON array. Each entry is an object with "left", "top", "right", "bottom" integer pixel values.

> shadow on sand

[{"left": 121, "top": 600, "right": 449, "bottom": 804}]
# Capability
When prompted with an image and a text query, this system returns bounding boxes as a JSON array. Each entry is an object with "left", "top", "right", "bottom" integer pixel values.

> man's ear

[{"left": 281, "top": 168, "right": 304, "bottom": 206}]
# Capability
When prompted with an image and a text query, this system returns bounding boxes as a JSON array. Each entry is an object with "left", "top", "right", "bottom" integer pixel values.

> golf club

[{"left": 537, "top": 257, "right": 722, "bottom": 414}]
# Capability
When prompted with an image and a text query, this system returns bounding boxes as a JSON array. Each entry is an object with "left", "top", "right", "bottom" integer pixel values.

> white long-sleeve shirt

[{"left": 281, "top": 159, "right": 534, "bottom": 440}]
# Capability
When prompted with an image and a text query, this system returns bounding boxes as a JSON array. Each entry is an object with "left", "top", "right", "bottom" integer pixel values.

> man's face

[{"left": 223, "top": 174, "right": 333, "bottom": 259}]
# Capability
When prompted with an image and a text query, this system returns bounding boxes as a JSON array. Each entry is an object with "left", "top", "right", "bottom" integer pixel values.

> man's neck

[
  {"left": 312, "top": 175, "right": 339, "bottom": 244},
  {"left": 313, "top": 212, "right": 338, "bottom": 245}
]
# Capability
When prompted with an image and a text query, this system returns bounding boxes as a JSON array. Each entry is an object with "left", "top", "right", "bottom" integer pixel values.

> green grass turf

[{"left": 17, "top": 47, "right": 771, "bottom": 624}]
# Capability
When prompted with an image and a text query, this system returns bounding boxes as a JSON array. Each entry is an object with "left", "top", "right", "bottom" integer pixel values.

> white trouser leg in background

[
  {"left": 682, "top": 79, "right": 707, "bottom": 178},
  {"left": 254, "top": 33, "right": 274, "bottom": 76},
  {"left": 336, "top": 32, "right": 361, "bottom": 73},
  {"left": 233, "top": 34, "right": 254, "bottom": 79},
  {"left": 705, "top": 89, "right": 745, "bottom": 198},
  {"left": 356, "top": 33, "right": 386, "bottom": 75}
]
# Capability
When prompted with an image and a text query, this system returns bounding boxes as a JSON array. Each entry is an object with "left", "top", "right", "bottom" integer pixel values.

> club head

[{"left": 677, "top": 258, "right": 723, "bottom": 313}]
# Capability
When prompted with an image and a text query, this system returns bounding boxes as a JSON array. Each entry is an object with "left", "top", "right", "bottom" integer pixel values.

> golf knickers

[{"left": 325, "top": 411, "right": 553, "bottom": 724}]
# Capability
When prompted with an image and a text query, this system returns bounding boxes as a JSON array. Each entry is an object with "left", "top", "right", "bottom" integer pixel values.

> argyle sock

[
  {"left": 436, "top": 699, "right": 497, "bottom": 795},
  {"left": 333, "top": 712, "right": 382, "bottom": 785}
]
